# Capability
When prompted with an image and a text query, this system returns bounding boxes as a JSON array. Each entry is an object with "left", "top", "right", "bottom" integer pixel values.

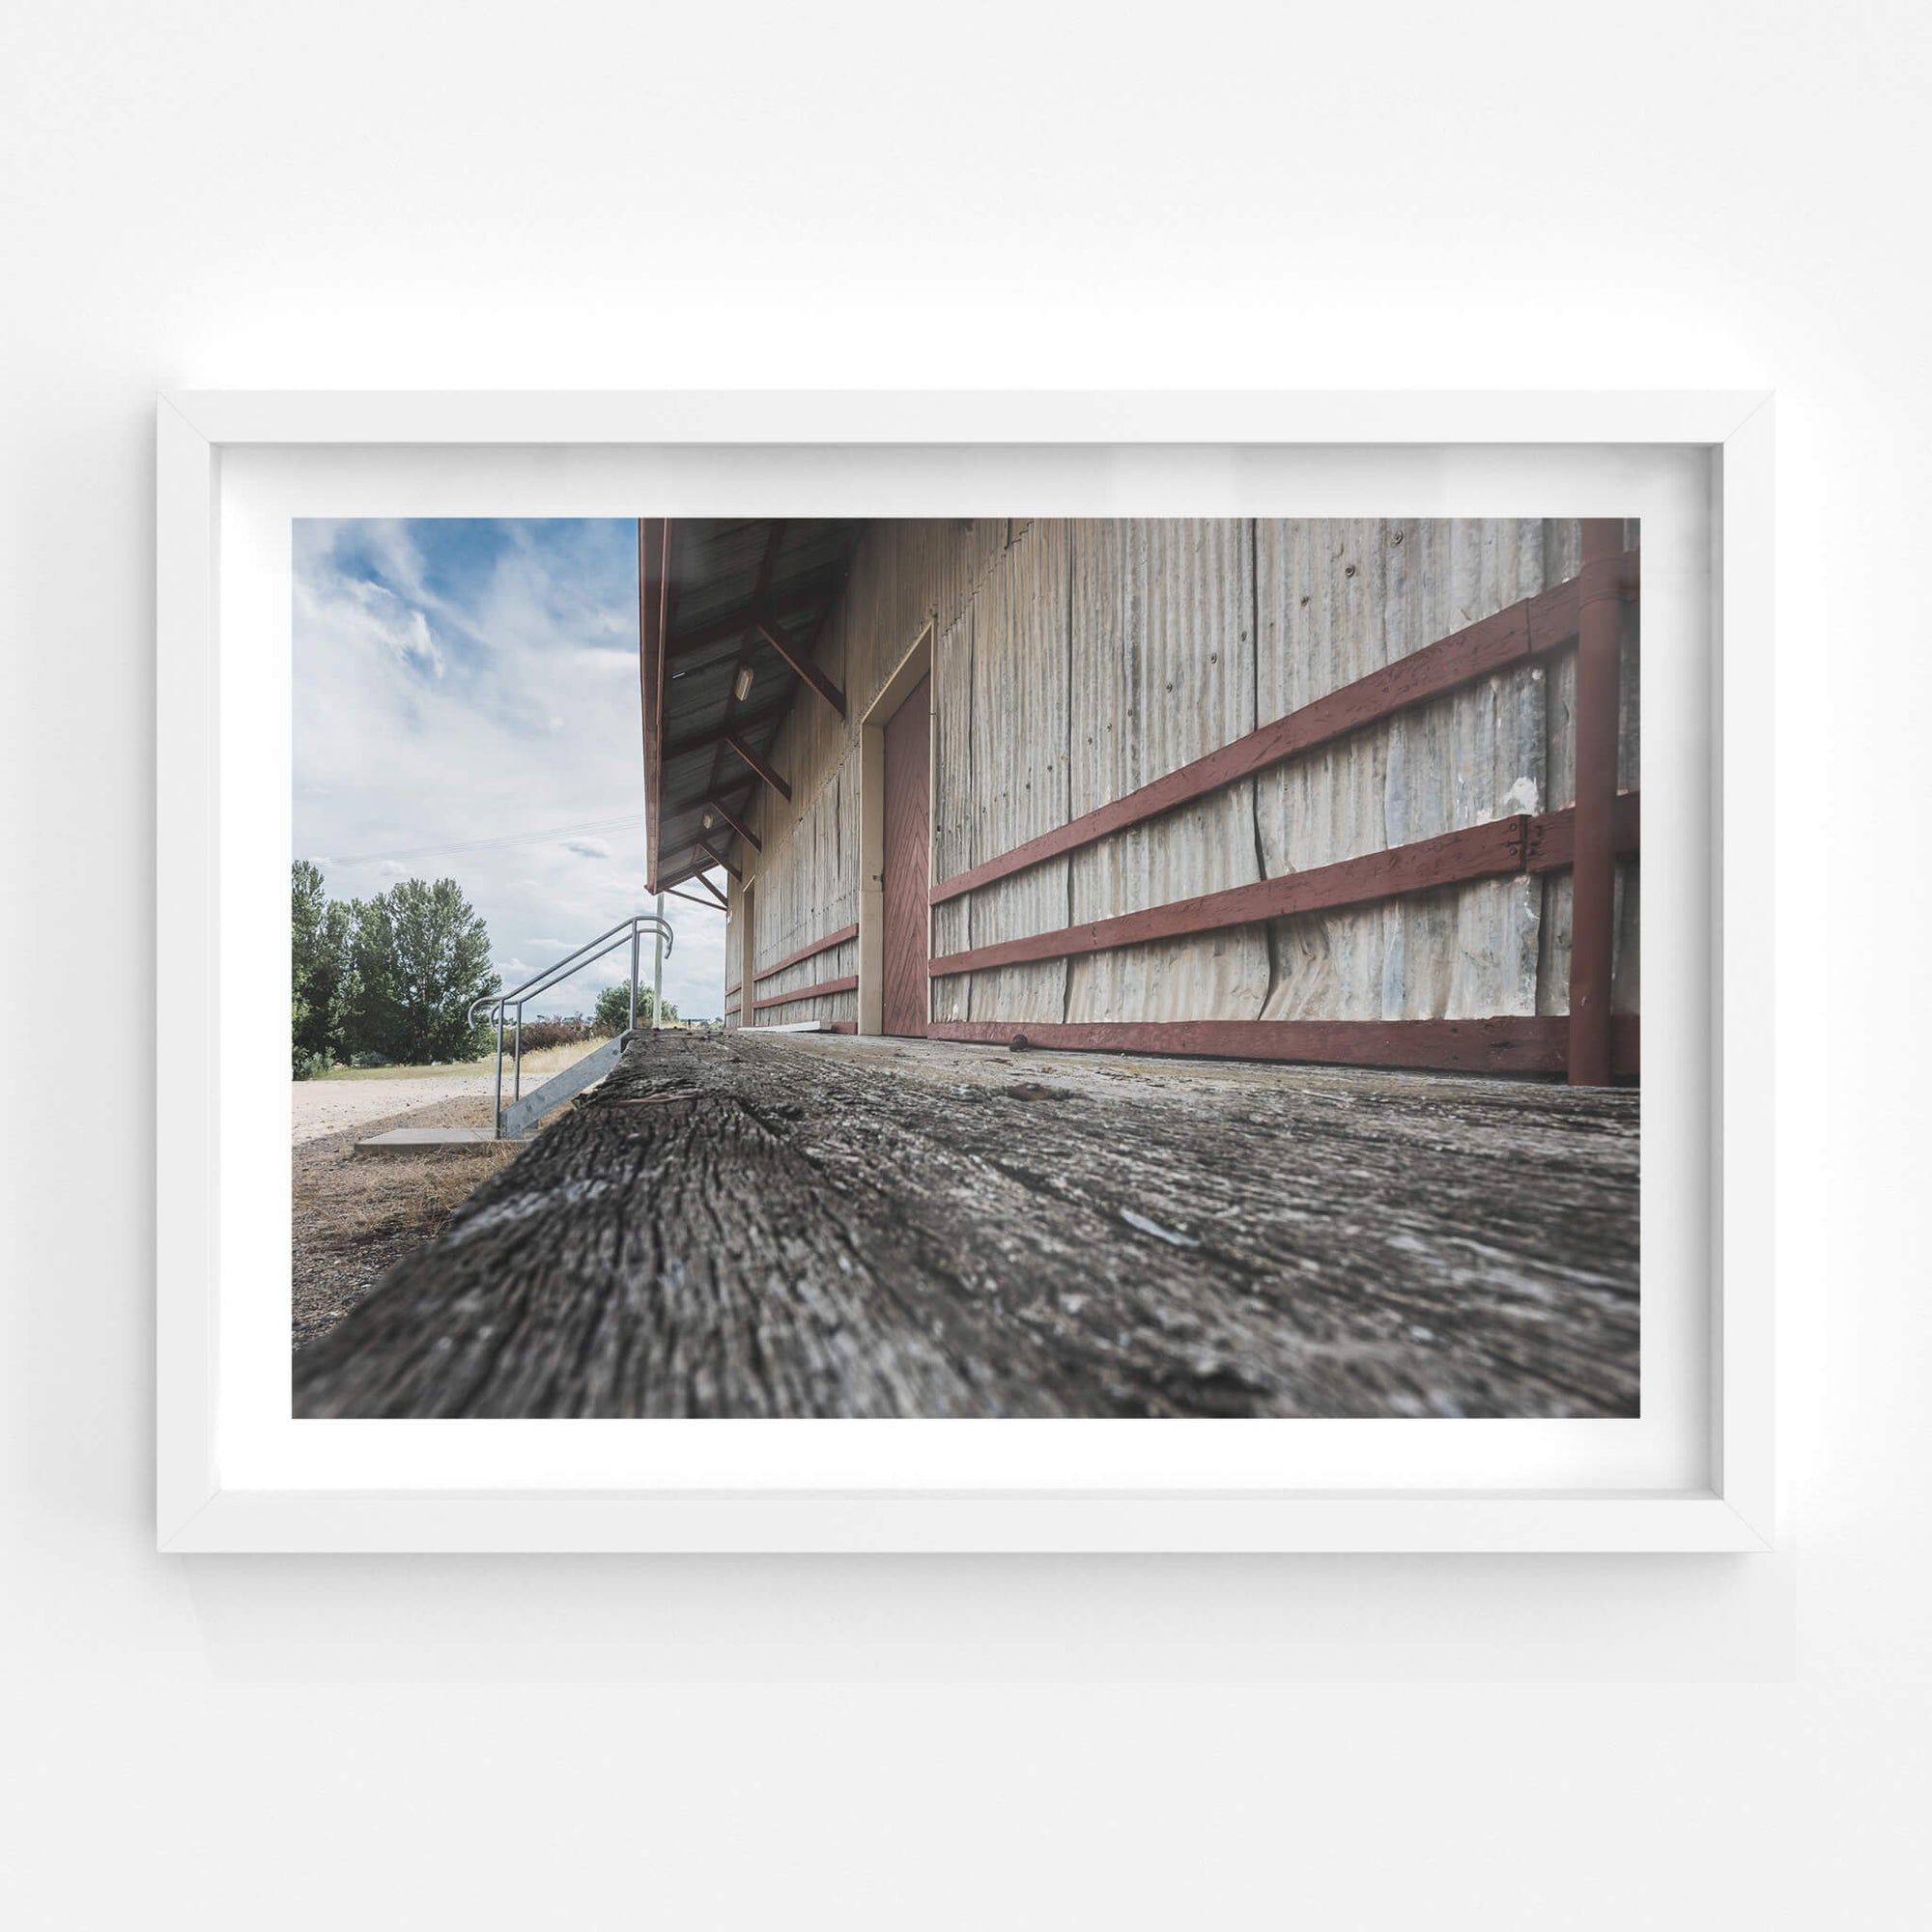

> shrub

[
  {"left": 513, "top": 1018, "right": 600, "bottom": 1053},
  {"left": 593, "top": 983, "right": 676, "bottom": 1035}
]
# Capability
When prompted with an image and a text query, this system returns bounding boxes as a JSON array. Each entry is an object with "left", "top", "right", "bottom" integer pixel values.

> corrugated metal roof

[{"left": 643, "top": 519, "right": 867, "bottom": 893}]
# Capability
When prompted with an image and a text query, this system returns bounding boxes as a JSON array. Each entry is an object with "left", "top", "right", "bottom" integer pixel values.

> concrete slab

[{"left": 354, "top": 1126, "right": 504, "bottom": 1156}]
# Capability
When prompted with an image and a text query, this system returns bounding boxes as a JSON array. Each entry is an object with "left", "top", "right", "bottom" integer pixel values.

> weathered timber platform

[{"left": 292, "top": 1031, "right": 1640, "bottom": 1420}]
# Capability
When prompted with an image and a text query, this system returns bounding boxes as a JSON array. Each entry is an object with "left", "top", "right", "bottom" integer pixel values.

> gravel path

[{"left": 292, "top": 1075, "right": 495, "bottom": 1144}]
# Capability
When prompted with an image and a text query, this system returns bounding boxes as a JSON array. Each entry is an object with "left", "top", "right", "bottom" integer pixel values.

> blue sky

[{"left": 293, "top": 518, "right": 728, "bottom": 1019}]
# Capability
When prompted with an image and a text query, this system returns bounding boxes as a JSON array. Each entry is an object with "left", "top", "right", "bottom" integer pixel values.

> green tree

[
  {"left": 291, "top": 860, "right": 354, "bottom": 1073},
  {"left": 344, "top": 877, "right": 500, "bottom": 1064},
  {"left": 594, "top": 981, "right": 675, "bottom": 1034}
]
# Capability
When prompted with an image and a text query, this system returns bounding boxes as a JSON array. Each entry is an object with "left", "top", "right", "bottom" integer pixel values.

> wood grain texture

[
  {"left": 721, "top": 519, "right": 1637, "bottom": 1044},
  {"left": 292, "top": 1032, "right": 1640, "bottom": 1421},
  {"left": 882, "top": 673, "right": 930, "bottom": 1036},
  {"left": 930, "top": 1014, "right": 1641, "bottom": 1077},
  {"left": 1064, "top": 518, "right": 1269, "bottom": 1026},
  {"left": 753, "top": 923, "right": 861, "bottom": 982},
  {"left": 752, "top": 975, "right": 860, "bottom": 1011},
  {"left": 930, "top": 816, "right": 1534, "bottom": 979}
]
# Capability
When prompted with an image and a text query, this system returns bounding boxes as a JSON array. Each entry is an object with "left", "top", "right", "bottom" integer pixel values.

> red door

[{"left": 881, "top": 675, "right": 930, "bottom": 1037}]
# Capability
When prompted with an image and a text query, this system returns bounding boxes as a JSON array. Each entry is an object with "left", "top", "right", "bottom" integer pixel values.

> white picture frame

[{"left": 156, "top": 390, "right": 1774, "bottom": 1553}]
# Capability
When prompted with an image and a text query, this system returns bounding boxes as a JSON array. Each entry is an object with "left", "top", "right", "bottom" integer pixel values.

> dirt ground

[
  {"left": 292, "top": 1092, "right": 520, "bottom": 1348},
  {"left": 291, "top": 1041, "right": 616, "bottom": 1343},
  {"left": 293, "top": 1074, "right": 497, "bottom": 1145}
]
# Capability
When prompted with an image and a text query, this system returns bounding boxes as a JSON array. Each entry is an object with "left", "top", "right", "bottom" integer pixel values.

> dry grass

[
  {"left": 292, "top": 1092, "right": 523, "bottom": 1349},
  {"left": 315, "top": 1036, "right": 611, "bottom": 1083}
]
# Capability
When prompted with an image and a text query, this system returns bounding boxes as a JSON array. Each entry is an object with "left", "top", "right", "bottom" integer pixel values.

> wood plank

[
  {"left": 1524, "top": 792, "right": 1641, "bottom": 872},
  {"left": 703, "top": 795, "right": 763, "bottom": 855},
  {"left": 639, "top": 517, "right": 670, "bottom": 895},
  {"left": 694, "top": 837, "right": 741, "bottom": 882},
  {"left": 753, "top": 923, "right": 860, "bottom": 982},
  {"left": 929, "top": 816, "right": 1531, "bottom": 979},
  {"left": 929, "top": 1015, "right": 1640, "bottom": 1078},
  {"left": 1569, "top": 520, "right": 1626, "bottom": 1086},
  {"left": 664, "top": 566, "right": 848, "bottom": 661},
  {"left": 927, "top": 549, "right": 1641, "bottom": 909},
  {"left": 751, "top": 975, "right": 860, "bottom": 1011},
  {"left": 291, "top": 1031, "right": 1640, "bottom": 1420},
  {"left": 931, "top": 572, "right": 1583, "bottom": 908},
  {"left": 664, "top": 884, "right": 724, "bottom": 913},
  {"left": 725, "top": 730, "right": 792, "bottom": 801},
  {"left": 928, "top": 796, "right": 1640, "bottom": 982},
  {"left": 931, "top": 1016, "right": 1572, "bottom": 1072},
  {"left": 756, "top": 616, "right": 848, "bottom": 718}
]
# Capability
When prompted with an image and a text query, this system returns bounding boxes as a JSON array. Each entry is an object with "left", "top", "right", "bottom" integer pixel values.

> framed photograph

[{"left": 156, "top": 390, "right": 1773, "bottom": 1552}]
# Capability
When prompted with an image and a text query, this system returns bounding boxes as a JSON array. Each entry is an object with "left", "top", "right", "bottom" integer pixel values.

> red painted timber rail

[
  {"left": 752, "top": 976, "right": 860, "bottom": 1013},
  {"left": 928, "top": 797, "right": 1638, "bottom": 980},
  {"left": 752, "top": 923, "right": 859, "bottom": 984},
  {"left": 926, "top": 534, "right": 1638, "bottom": 1084},
  {"left": 1568, "top": 522, "right": 1626, "bottom": 1086},
  {"left": 928, "top": 550, "right": 1637, "bottom": 908}
]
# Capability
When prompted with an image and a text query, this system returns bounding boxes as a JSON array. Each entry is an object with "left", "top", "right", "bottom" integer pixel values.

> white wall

[{"left": 3, "top": 3, "right": 1922, "bottom": 1925}]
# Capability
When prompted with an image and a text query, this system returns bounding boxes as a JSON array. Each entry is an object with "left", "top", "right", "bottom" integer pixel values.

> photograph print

[{"left": 289, "top": 514, "right": 1640, "bottom": 1420}]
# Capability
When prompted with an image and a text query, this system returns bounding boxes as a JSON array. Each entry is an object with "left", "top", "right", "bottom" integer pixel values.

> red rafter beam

[
  {"left": 725, "top": 731, "right": 791, "bottom": 801},
  {"left": 755, "top": 617, "right": 847, "bottom": 719},
  {"left": 702, "top": 796, "right": 763, "bottom": 854},
  {"left": 664, "top": 567, "right": 845, "bottom": 662},
  {"left": 694, "top": 838, "right": 741, "bottom": 881}
]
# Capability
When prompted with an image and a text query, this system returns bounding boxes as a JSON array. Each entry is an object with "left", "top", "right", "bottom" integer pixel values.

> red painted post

[{"left": 1569, "top": 519, "right": 1626, "bottom": 1085}]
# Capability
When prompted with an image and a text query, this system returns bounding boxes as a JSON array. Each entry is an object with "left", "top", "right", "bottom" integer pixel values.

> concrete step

[{"left": 354, "top": 1126, "right": 501, "bottom": 1156}]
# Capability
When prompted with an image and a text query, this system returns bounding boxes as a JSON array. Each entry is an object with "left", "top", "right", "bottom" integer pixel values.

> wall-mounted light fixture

[{"left": 733, "top": 665, "right": 754, "bottom": 702}]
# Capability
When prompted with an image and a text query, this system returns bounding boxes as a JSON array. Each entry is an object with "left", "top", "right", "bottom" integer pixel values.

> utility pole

[{"left": 652, "top": 891, "right": 665, "bottom": 1030}]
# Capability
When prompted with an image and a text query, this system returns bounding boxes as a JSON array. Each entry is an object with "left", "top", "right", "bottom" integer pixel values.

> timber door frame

[
  {"left": 857, "top": 620, "right": 934, "bottom": 1036},
  {"left": 737, "top": 876, "right": 755, "bottom": 1029}
]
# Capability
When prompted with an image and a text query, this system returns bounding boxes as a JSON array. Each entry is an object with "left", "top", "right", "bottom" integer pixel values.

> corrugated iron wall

[{"left": 729, "top": 518, "right": 1638, "bottom": 1045}]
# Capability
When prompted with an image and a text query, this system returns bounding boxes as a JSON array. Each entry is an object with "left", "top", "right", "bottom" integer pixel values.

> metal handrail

[{"left": 468, "top": 913, "right": 674, "bottom": 1137}]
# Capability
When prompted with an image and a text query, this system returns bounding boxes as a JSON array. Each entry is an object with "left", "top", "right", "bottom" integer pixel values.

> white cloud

[{"left": 294, "top": 519, "right": 732, "bottom": 1019}]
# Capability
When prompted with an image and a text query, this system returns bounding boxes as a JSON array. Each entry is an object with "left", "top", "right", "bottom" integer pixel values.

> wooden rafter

[
  {"left": 755, "top": 616, "right": 846, "bottom": 718},
  {"left": 694, "top": 837, "right": 742, "bottom": 881},
  {"left": 724, "top": 731, "right": 791, "bottom": 801},
  {"left": 702, "top": 795, "right": 763, "bottom": 854},
  {"left": 664, "top": 565, "right": 846, "bottom": 662}
]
